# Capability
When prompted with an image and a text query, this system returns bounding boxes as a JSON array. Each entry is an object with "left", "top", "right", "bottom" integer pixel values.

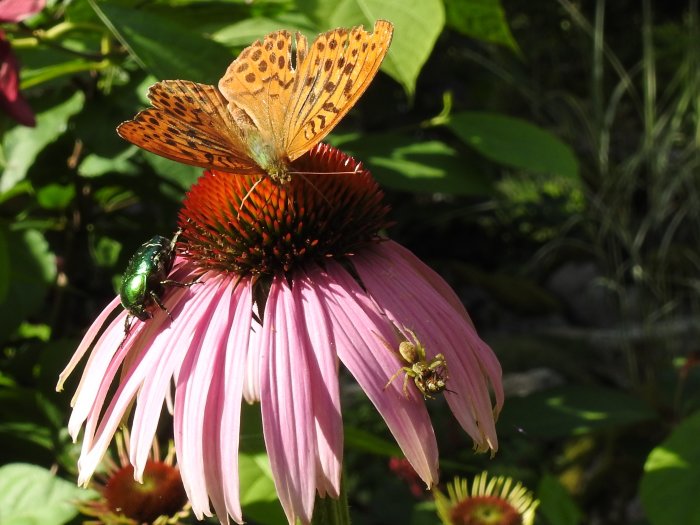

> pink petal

[
  {"left": 312, "top": 262, "right": 439, "bottom": 487},
  {"left": 76, "top": 280, "right": 204, "bottom": 485},
  {"left": 260, "top": 277, "right": 316, "bottom": 524},
  {"left": 353, "top": 242, "right": 503, "bottom": 452},
  {"left": 174, "top": 277, "right": 230, "bottom": 518},
  {"left": 297, "top": 273, "right": 342, "bottom": 498},
  {"left": 0, "top": 0, "right": 44, "bottom": 22},
  {"left": 56, "top": 295, "right": 121, "bottom": 392},
  {"left": 217, "top": 279, "right": 253, "bottom": 523}
]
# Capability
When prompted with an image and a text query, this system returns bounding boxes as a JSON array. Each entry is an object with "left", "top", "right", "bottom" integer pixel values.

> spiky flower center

[
  {"left": 178, "top": 143, "right": 390, "bottom": 276},
  {"left": 450, "top": 496, "right": 522, "bottom": 525},
  {"left": 103, "top": 460, "right": 187, "bottom": 523}
]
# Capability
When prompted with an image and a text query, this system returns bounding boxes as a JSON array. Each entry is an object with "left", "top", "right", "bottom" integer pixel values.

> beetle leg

[{"left": 149, "top": 291, "right": 174, "bottom": 322}]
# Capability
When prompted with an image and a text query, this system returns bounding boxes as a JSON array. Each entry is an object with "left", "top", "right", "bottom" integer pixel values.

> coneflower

[{"left": 59, "top": 143, "right": 503, "bottom": 525}]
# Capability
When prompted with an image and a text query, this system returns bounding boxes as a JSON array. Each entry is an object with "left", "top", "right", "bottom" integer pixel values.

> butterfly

[{"left": 117, "top": 20, "right": 394, "bottom": 184}]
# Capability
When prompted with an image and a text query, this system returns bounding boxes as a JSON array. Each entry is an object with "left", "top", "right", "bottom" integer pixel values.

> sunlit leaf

[
  {"left": 640, "top": 411, "right": 700, "bottom": 525},
  {"left": 447, "top": 111, "right": 580, "bottom": 179},
  {"left": 332, "top": 132, "right": 492, "bottom": 195},
  {"left": 0, "top": 92, "right": 84, "bottom": 193},
  {"left": 310, "top": 0, "right": 445, "bottom": 97},
  {"left": 78, "top": 149, "right": 139, "bottom": 178},
  {"left": 239, "top": 452, "right": 287, "bottom": 525},
  {"left": 0, "top": 463, "right": 96, "bottom": 525}
]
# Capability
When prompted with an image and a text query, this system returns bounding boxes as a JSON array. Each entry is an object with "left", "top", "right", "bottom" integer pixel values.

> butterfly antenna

[
  {"left": 296, "top": 173, "right": 333, "bottom": 207},
  {"left": 237, "top": 177, "right": 265, "bottom": 220}
]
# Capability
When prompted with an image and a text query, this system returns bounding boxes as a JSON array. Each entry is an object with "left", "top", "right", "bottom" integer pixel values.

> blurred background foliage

[{"left": 0, "top": 0, "right": 699, "bottom": 524}]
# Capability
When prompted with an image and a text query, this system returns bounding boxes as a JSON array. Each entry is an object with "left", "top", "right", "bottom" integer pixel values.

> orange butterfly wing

[
  {"left": 117, "top": 80, "right": 261, "bottom": 175},
  {"left": 217, "top": 30, "right": 305, "bottom": 161},
  {"left": 284, "top": 20, "right": 394, "bottom": 161},
  {"left": 218, "top": 20, "right": 393, "bottom": 164}
]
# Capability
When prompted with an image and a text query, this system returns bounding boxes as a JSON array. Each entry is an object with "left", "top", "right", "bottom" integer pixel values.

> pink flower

[
  {"left": 58, "top": 144, "right": 503, "bottom": 525},
  {"left": 0, "top": 0, "right": 45, "bottom": 126}
]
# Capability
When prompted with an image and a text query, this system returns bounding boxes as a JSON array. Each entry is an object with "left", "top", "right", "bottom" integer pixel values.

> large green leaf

[
  {"left": 444, "top": 0, "right": 520, "bottom": 53},
  {"left": 0, "top": 92, "right": 84, "bottom": 193},
  {"left": 239, "top": 452, "right": 287, "bottom": 525},
  {"left": 315, "top": 0, "right": 444, "bottom": 97},
  {"left": 0, "top": 463, "right": 96, "bottom": 525},
  {"left": 332, "top": 132, "right": 492, "bottom": 195},
  {"left": 0, "top": 228, "right": 56, "bottom": 344},
  {"left": 447, "top": 111, "right": 580, "bottom": 179},
  {"left": 497, "top": 385, "right": 656, "bottom": 438},
  {"left": 91, "top": 2, "right": 233, "bottom": 84},
  {"left": 640, "top": 411, "right": 700, "bottom": 525}
]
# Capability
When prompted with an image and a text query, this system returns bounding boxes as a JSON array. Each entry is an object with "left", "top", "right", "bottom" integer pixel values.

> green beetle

[{"left": 120, "top": 229, "right": 194, "bottom": 329}]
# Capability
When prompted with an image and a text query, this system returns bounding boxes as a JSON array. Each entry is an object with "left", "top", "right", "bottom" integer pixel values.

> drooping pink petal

[
  {"left": 76, "top": 280, "right": 208, "bottom": 485},
  {"left": 242, "top": 315, "right": 262, "bottom": 404},
  {"left": 0, "top": 39, "right": 36, "bottom": 126},
  {"left": 0, "top": 0, "right": 44, "bottom": 22},
  {"left": 56, "top": 295, "right": 121, "bottom": 393},
  {"left": 126, "top": 271, "right": 213, "bottom": 476},
  {"left": 218, "top": 278, "right": 253, "bottom": 523},
  {"left": 352, "top": 242, "right": 503, "bottom": 452},
  {"left": 67, "top": 283, "right": 189, "bottom": 445},
  {"left": 260, "top": 277, "right": 316, "bottom": 524},
  {"left": 297, "top": 273, "right": 342, "bottom": 498},
  {"left": 174, "top": 277, "right": 229, "bottom": 518},
  {"left": 311, "top": 262, "right": 440, "bottom": 488}
]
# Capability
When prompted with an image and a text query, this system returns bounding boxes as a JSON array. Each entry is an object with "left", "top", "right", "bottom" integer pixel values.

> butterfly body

[
  {"left": 117, "top": 21, "right": 394, "bottom": 183},
  {"left": 246, "top": 130, "right": 291, "bottom": 183}
]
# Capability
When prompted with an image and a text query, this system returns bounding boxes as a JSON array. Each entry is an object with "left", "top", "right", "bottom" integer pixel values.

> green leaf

[
  {"left": 497, "top": 385, "right": 656, "bottom": 439},
  {"left": 91, "top": 2, "right": 233, "bottom": 84},
  {"left": 0, "top": 463, "right": 96, "bottom": 525},
  {"left": 640, "top": 411, "right": 700, "bottom": 525},
  {"left": 145, "top": 154, "right": 202, "bottom": 190},
  {"left": 444, "top": 0, "right": 520, "bottom": 53},
  {"left": 90, "top": 236, "right": 122, "bottom": 268},
  {"left": 344, "top": 425, "right": 402, "bottom": 456},
  {"left": 212, "top": 14, "right": 317, "bottom": 47},
  {"left": 36, "top": 184, "right": 75, "bottom": 210},
  {"left": 447, "top": 112, "right": 580, "bottom": 179},
  {"left": 324, "top": 0, "right": 444, "bottom": 97},
  {"left": 332, "top": 132, "right": 492, "bottom": 195},
  {"left": 537, "top": 474, "right": 583, "bottom": 525},
  {"left": 0, "top": 228, "right": 56, "bottom": 344},
  {"left": 78, "top": 149, "right": 139, "bottom": 178},
  {"left": 0, "top": 92, "right": 84, "bottom": 193},
  {"left": 239, "top": 452, "right": 287, "bottom": 525},
  {"left": 20, "top": 59, "right": 98, "bottom": 90},
  {"left": 0, "top": 229, "right": 9, "bottom": 303}
]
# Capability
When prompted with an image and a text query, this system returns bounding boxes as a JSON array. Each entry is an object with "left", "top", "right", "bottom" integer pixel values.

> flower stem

[{"left": 311, "top": 479, "right": 351, "bottom": 525}]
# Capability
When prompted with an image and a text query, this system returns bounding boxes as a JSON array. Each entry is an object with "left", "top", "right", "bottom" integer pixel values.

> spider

[{"left": 383, "top": 328, "right": 449, "bottom": 400}]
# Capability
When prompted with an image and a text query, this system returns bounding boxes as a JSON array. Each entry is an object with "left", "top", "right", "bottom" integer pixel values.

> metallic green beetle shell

[{"left": 119, "top": 234, "right": 177, "bottom": 321}]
